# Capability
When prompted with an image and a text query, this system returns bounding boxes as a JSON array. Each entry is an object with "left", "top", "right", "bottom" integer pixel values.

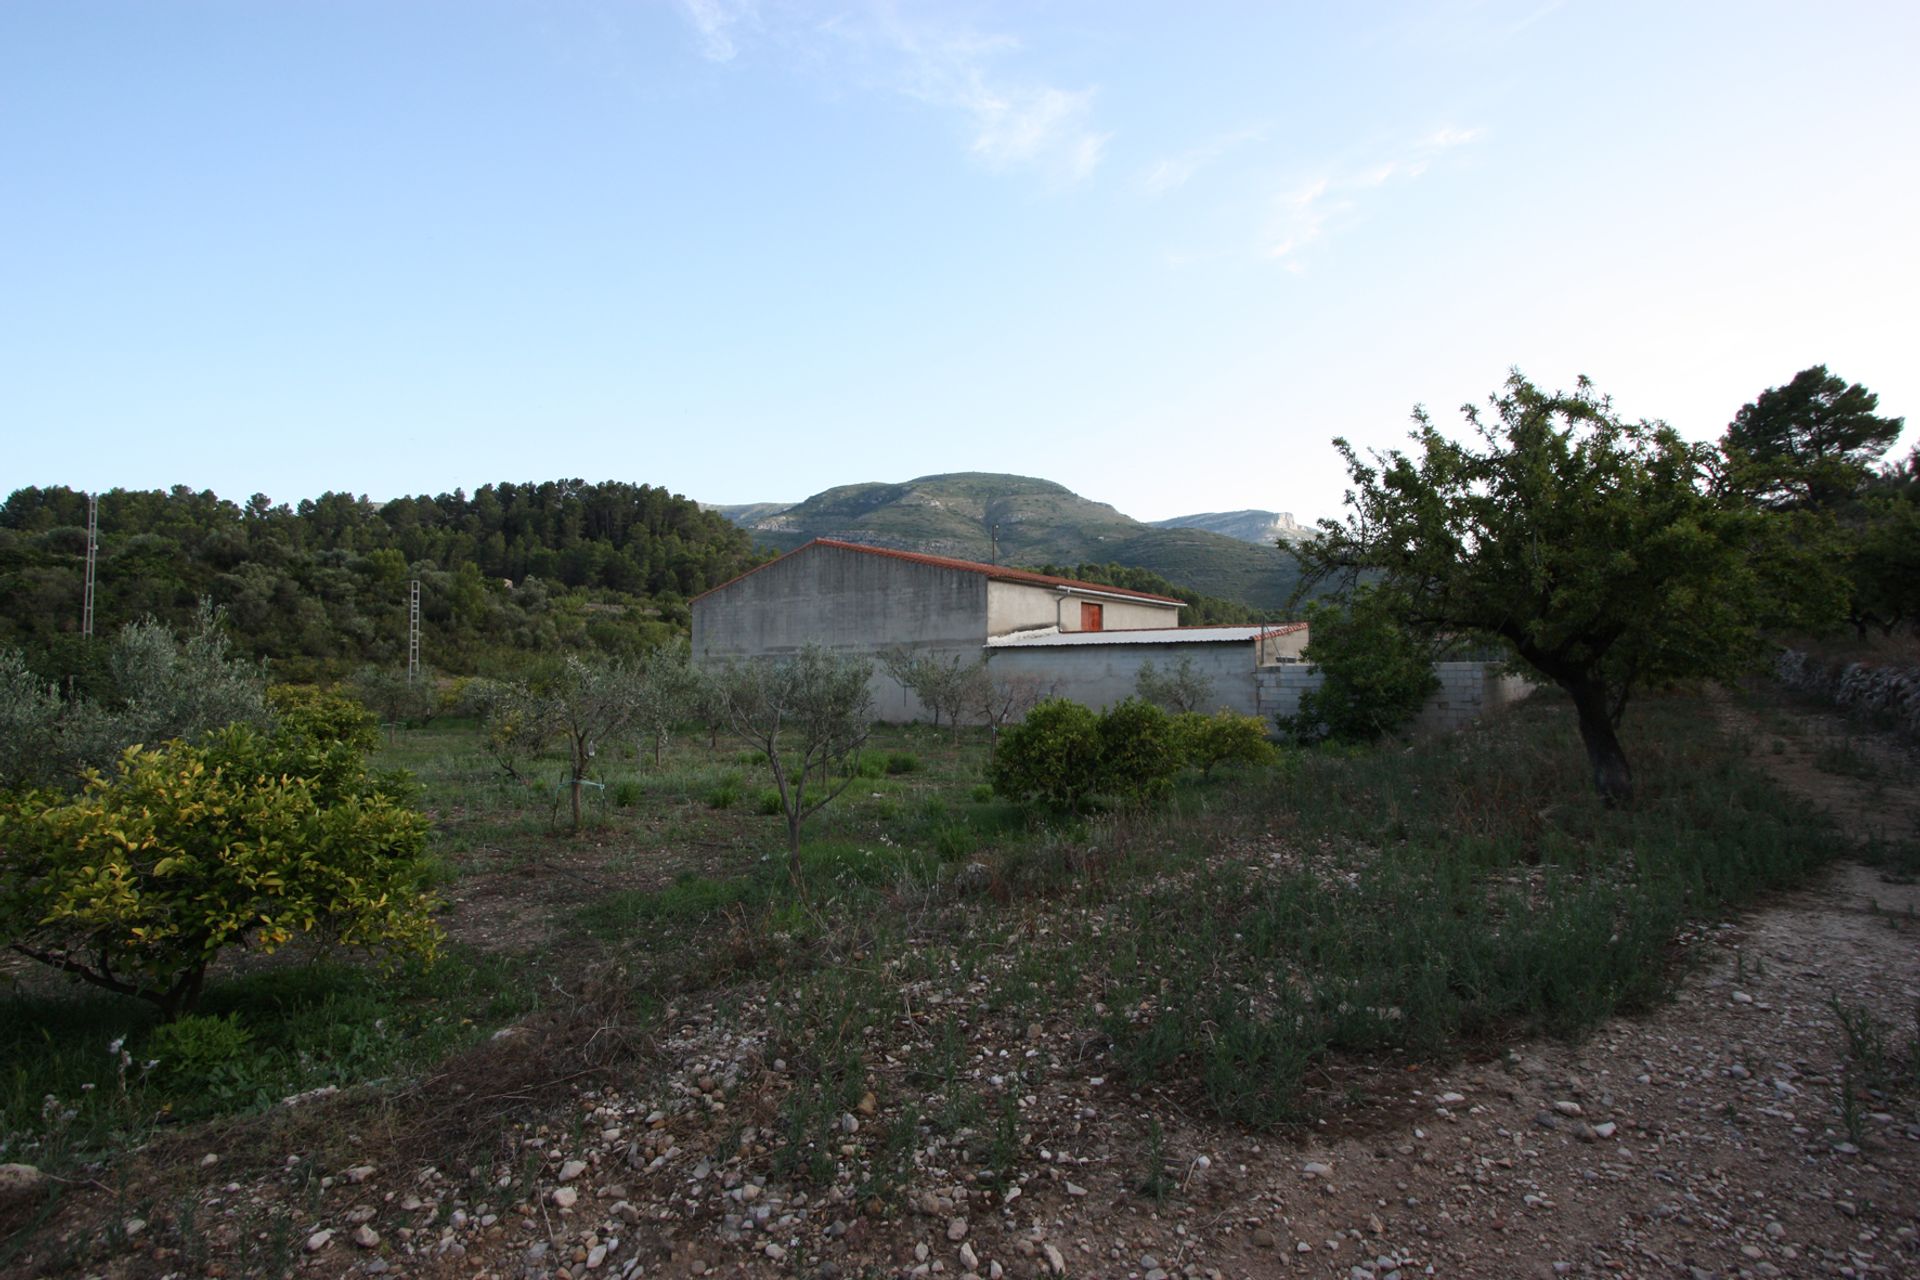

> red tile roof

[{"left": 692, "top": 537, "right": 1188, "bottom": 605}]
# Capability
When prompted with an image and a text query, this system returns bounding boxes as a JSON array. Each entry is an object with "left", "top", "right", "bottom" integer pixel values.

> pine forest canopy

[{"left": 0, "top": 481, "right": 767, "bottom": 680}]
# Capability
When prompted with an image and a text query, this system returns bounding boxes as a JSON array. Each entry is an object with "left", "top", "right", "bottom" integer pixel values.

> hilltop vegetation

[
  {"left": 0, "top": 481, "right": 766, "bottom": 681},
  {"left": 713, "top": 472, "right": 1306, "bottom": 609}
]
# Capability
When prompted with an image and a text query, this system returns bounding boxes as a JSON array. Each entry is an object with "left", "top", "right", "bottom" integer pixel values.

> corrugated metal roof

[
  {"left": 691, "top": 537, "right": 1188, "bottom": 606},
  {"left": 986, "top": 623, "right": 1306, "bottom": 648}
]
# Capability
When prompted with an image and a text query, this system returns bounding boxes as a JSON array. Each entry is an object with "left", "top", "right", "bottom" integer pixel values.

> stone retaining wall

[{"left": 1775, "top": 649, "right": 1920, "bottom": 740}]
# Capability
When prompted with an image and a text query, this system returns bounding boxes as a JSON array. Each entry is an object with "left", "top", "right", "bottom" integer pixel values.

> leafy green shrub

[
  {"left": 612, "top": 779, "right": 643, "bottom": 808},
  {"left": 932, "top": 823, "right": 977, "bottom": 860},
  {"left": 970, "top": 783, "right": 995, "bottom": 803},
  {"left": 885, "top": 752, "right": 920, "bottom": 775},
  {"left": 1174, "top": 710, "right": 1280, "bottom": 776},
  {"left": 267, "top": 684, "right": 380, "bottom": 753},
  {"left": 1282, "top": 588, "right": 1439, "bottom": 745},
  {"left": 1096, "top": 698, "right": 1182, "bottom": 806},
  {"left": 706, "top": 773, "right": 742, "bottom": 809},
  {"left": 756, "top": 788, "right": 784, "bottom": 816},
  {"left": 989, "top": 699, "right": 1104, "bottom": 811},
  {"left": 149, "top": 1012, "right": 253, "bottom": 1089}
]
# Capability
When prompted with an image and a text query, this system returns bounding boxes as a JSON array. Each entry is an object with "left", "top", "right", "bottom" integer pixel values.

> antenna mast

[
  {"left": 82, "top": 493, "right": 99, "bottom": 639},
  {"left": 407, "top": 579, "right": 421, "bottom": 683}
]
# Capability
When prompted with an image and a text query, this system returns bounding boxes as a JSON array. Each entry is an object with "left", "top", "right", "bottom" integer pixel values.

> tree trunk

[
  {"left": 1567, "top": 680, "right": 1633, "bottom": 808},
  {"left": 158, "top": 964, "right": 208, "bottom": 1021}
]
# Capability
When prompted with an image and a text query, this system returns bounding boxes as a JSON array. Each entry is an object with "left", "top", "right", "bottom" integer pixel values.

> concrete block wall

[
  {"left": 1255, "top": 661, "right": 1533, "bottom": 735},
  {"left": 985, "top": 642, "right": 1264, "bottom": 717}
]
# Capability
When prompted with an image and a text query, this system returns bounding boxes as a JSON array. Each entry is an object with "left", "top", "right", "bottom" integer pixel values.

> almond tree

[{"left": 1292, "top": 373, "right": 1841, "bottom": 806}]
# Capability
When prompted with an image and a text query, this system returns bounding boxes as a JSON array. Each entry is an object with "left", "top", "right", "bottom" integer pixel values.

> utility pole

[
  {"left": 991, "top": 522, "right": 999, "bottom": 566},
  {"left": 407, "top": 579, "right": 421, "bottom": 683},
  {"left": 82, "top": 492, "right": 99, "bottom": 639}
]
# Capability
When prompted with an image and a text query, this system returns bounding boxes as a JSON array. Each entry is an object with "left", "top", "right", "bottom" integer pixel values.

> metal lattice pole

[
  {"left": 82, "top": 493, "right": 99, "bottom": 639},
  {"left": 407, "top": 579, "right": 421, "bottom": 683}
]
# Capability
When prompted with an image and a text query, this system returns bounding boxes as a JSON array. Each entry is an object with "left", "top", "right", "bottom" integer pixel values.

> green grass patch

[{"left": 0, "top": 948, "right": 534, "bottom": 1171}]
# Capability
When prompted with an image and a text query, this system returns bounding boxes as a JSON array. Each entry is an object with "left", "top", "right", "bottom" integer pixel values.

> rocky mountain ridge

[{"left": 706, "top": 473, "right": 1315, "bottom": 610}]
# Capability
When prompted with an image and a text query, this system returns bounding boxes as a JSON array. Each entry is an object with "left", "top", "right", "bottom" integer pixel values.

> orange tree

[{"left": 0, "top": 696, "right": 438, "bottom": 1020}]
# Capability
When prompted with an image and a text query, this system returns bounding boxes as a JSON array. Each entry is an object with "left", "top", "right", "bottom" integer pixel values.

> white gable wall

[{"left": 986, "top": 579, "right": 1182, "bottom": 636}]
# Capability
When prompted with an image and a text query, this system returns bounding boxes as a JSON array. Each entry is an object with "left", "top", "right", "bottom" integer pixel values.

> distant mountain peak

[
  {"left": 1150, "top": 509, "right": 1314, "bottom": 545},
  {"left": 705, "top": 472, "right": 1315, "bottom": 610}
]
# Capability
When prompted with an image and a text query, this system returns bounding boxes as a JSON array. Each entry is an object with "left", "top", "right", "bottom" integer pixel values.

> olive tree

[
  {"left": 0, "top": 603, "right": 269, "bottom": 792},
  {"left": 530, "top": 656, "right": 645, "bottom": 830},
  {"left": 717, "top": 645, "right": 873, "bottom": 887},
  {"left": 880, "top": 647, "right": 984, "bottom": 731},
  {"left": 633, "top": 640, "right": 698, "bottom": 767},
  {"left": 1293, "top": 373, "right": 1840, "bottom": 806},
  {"left": 1134, "top": 654, "right": 1216, "bottom": 714}
]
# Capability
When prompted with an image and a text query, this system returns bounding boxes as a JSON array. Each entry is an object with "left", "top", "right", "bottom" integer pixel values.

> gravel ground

[{"left": 12, "top": 696, "right": 1918, "bottom": 1280}]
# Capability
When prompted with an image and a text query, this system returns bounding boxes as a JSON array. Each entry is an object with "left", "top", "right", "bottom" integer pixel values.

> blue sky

[{"left": 4, "top": 1, "right": 1916, "bottom": 524}]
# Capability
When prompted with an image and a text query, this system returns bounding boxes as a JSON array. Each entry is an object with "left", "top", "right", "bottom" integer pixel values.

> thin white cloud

[
  {"left": 1142, "top": 126, "right": 1266, "bottom": 195},
  {"left": 1264, "top": 126, "right": 1481, "bottom": 266},
  {"left": 676, "top": 0, "right": 755, "bottom": 62},
  {"left": 961, "top": 82, "right": 1107, "bottom": 177},
  {"left": 671, "top": 1, "right": 1108, "bottom": 182}
]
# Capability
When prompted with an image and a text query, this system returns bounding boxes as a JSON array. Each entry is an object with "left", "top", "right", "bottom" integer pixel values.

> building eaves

[{"left": 985, "top": 623, "right": 1306, "bottom": 648}]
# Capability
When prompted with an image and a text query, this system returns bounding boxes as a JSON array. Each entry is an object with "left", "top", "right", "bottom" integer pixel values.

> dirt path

[{"left": 10, "top": 697, "right": 1917, "bottom": 1280}]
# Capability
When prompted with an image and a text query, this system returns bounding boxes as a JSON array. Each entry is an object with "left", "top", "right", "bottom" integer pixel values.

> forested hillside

[{"left": 0, "top": 482, "right": 767, "bottom": 680}]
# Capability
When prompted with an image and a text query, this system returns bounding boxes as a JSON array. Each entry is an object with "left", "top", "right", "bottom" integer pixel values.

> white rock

[
  {"left": 0, "top": 1164, "right": 47, "bottom": 1207},
  {"left": 559, "top": 1160, "right": 589, "bottom": 1182},
  {"left": 959, "top": 1242, "right": 979, "bottom": 1269},
  {"left": 1303, "top": 1161, "right": 1334, "bottom": 1178},
  {"left": 1064, "top": 1182, "right": 1088, "bottom": 1197},
  {"left": 552, "top": 1186, "right": 579, "bottom": 1209},
  {"left": 1042, "top": 1242, "right": 1067, "bottom": 1275},
  {"left": 352, "top": 1225, "right": 380, "bottom": 1248},
  {"left": 1551, "top": 1101, "right": 1584, "bottom": 1117},
  {"left": 306, "top": 1229, "right": 334, "bottom": 1253},
  {"left": 948, "top": 1217, "right": 969, "bottom": 1241}
]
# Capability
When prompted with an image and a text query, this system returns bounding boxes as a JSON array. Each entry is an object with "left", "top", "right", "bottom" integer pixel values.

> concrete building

[
  {"left": 691, "top": 538, "right": 1186, "bottom": 720},
  {"left": 986, "top": 624, "right": 1308, "bottom": 718},
  {"left": 691, "top": 537, "right": 1530, "bottom": 736}
]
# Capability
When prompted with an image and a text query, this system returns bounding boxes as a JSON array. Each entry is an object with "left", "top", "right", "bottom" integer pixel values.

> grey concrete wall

[
  {"left": 985, "top": 581, "right": 1182, "bottom": 635},
  {"left": 986, "top": 641, "right": 1262, "bottom": 717},
  {"left": 1254, "top": 660, "right": 1535, "bottom": 735},
  {"left": 691, "top": 544, "right": 989, "bottom": 721}
]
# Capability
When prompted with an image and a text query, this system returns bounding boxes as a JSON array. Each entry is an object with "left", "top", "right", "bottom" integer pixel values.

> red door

[{"left": 1080, "top": 601, "right": 1103, "bottom": 631}]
